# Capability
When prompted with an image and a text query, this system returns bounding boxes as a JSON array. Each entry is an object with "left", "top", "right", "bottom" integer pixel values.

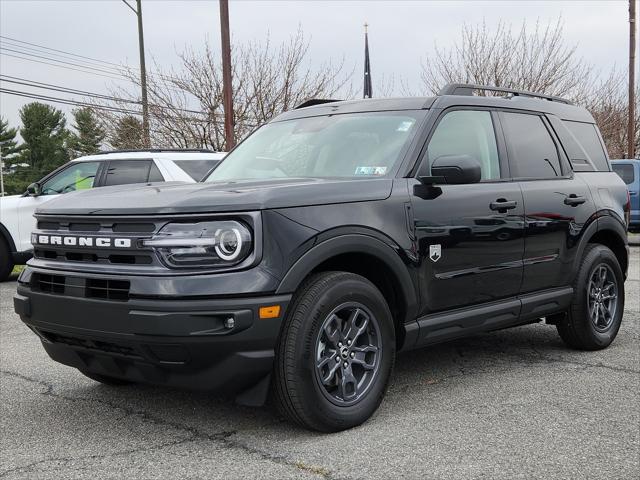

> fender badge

[{"left": 429, "top": 244, "right": 442, "bottom": 263}]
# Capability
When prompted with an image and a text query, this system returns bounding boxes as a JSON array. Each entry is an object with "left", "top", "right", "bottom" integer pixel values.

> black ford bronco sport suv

[{"left": 14, "top": 84, "right": 630, "bottom": 432}]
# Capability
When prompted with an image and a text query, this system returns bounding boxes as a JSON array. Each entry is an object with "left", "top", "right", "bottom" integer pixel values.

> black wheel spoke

[
  {"left": 323, "top": 315, "right": 342, "bottom": 348},
  {"left": 321, "top": 361, "right": 341, "bottom": 386},
  {"left": 339, "top": 365, "right": 358, "bottom": 401},
  {"left": 342, "top": 308, "right": 369, "bottom": 343}
]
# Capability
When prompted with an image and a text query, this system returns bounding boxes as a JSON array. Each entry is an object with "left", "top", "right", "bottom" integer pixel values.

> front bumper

[{"left": 14, "top": 273, "right": 291, "bottom": 396}]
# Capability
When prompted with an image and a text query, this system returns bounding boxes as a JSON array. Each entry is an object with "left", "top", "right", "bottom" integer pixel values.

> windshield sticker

[
  {"left": 396, "top": 120, "right": 414, "bottom": 132},
  {"left": 354, "top": 166, "right": 388, "bottom": 176}
]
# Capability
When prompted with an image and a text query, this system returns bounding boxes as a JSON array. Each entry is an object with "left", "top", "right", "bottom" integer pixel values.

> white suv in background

[{"left": 0, "top": 149, "right": 225, "bottom": 280}]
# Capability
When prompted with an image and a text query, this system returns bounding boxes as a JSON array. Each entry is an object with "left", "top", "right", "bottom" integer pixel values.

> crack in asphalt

[
  {"left": 391, "top": 336, "right": 639, "bottom": 393},
  {"left": 0, "top": 370, "right": 349, "bottom": 480}
]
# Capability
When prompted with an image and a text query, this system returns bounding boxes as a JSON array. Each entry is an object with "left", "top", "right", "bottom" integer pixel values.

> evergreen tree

[
  {"left": 68, "top": 107, "right": 105, "bottom": 157},
  {"left": 19, "top": 102, "right": 69, "bottom": 174},
  {"left": 110, "top": 115, "right": 145, "bottom": 150},
  {"left": 0, "top": 117, "right": 22, "bottom": 162}
]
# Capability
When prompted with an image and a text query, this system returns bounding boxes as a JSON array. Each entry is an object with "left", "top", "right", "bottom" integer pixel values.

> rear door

[
  {"left": 410, "top": 108, "right": 525, "bottom": 314},
  {"left": 499, "top": 111, "right": 595, "bottom": 294}
]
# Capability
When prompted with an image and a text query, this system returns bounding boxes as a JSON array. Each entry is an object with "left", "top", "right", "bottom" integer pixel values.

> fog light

[{"left": 224, "top": 317, "right": 235, "bottom": 329}]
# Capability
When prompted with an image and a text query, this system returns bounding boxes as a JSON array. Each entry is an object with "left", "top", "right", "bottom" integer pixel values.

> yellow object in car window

[{"left": 75, "top": 169, "right": 94, "bottom": 190}]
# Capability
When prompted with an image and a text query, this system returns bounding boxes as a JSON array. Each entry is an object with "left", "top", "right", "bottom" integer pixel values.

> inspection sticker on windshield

[
  {"left": 396, "top": 120, "right": 414, "bottom": 132},
  {"left": 354, "top": 166, "right": 387, "bottom": 176}
]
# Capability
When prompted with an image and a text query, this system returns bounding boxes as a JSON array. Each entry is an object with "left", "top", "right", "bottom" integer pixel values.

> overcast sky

[{"left": 0, "top": 0, "right": 633, "bottom": 130}]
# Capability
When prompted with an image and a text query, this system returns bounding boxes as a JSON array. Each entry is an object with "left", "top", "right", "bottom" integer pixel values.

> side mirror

[
  {"left": 26, "top": 182, "right": 42, "bottom": 197},
  {"left": 427, "top": 154, "right": 482, "bottom": 185}
]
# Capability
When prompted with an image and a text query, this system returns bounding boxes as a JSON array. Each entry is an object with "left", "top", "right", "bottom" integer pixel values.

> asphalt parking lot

[{"left": 1, "top": 238, "right": 638, "bottom": 479}]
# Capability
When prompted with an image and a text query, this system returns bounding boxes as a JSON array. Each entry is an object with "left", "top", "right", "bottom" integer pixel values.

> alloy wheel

[
  {"left": 587, "top": 263, "right": 619, "bottom": 332},
  {"left": 314, "top": 302, "right": 382, "bottom": 406}
]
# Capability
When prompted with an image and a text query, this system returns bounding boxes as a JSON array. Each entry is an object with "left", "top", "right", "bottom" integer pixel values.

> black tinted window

[
  {"left": 104, "top": 160, "right": 153, "bottom": 186},
  {"left": 502, "top": 112, "right": 562, "bottom": 178},
  {"left": 148, "top": 162, "right": 164, "bottom": 182},
  {"left": 564, "top": 121, "right": 609, "bottom": 171},
  {"left": 174, "top": 160, "right": 221, "bottom": 181},
  {"left": 612, "top": 164, "right": 635, "bottom": 184}
]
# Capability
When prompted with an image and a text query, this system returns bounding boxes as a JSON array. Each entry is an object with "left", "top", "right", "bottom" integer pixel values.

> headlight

[{"left": 143, "top": 220, "right": 252, "bottom": 268}]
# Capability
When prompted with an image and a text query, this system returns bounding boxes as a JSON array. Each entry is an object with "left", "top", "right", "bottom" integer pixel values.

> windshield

[{"left": 205, "top": 111, "right": 425, "bottom": 182}]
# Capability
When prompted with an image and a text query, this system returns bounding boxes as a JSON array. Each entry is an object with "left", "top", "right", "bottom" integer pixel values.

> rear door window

[
  {"left": 104, "top": 160, "right": 157, "bottom": 186},
  {"left": 612, "top": 164, "right": 635, "bottom": 185},
  {"left": 174, "top": 159, "right": 221, "bottom": 181},
  {"left": 501, "top": 112, "right": 563, "bottom": 178},
  {"left": 563, "top": 121, "right": 609, "bottom": 171}
]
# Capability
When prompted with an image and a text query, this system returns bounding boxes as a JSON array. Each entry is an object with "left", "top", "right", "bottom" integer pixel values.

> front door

[
  {"left": 16, "top": 161, "right": 101, "bottom": 251},
  {"left": 410, "top": 109, "right": 525, "bottom": 315}
]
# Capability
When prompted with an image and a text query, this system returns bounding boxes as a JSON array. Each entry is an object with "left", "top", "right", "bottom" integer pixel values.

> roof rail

[
  {"left": 294, "top": 99, "right": 342, "bottom": 109},
  {"left": 91, "top": 148, "right": 218, "bottom": 155},
  {"left": 439, "top": 83, "right": 573, "bottom": 105}
]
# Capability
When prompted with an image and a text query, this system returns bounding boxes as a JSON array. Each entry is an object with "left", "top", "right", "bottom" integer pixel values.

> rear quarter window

[
  {"left": 612, "top": 164, "right": 635, "bottom": 185},
  {"left": 174, "top": 159, "right": 221, "bottom": 181},
  {"left": 563, "top": 121, "right": 610, "bottom": 171}
]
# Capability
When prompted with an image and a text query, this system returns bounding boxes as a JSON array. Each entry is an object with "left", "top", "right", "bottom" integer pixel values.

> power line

[
  {"left": 0, "top": 52, "right": 129, "bottom": 82},
  {"left": 0, "top": 35, "right": 127, "bottom": 69},
  {"left": 0, "top": 87, "right": 143, "bottom": 115},
  {"left": 0, "top": 46, "right": 129, "bottom": 77},
  {"left": 0, "top": 36, "right": 184, "bottom": 84},
  {"left": 0, "top": 75, "right": 212, "bottom": 116},
  {"left": 0, "top": 75, "right": 139, "bottom": 104},
  {"left": 0, "top": 39, "right": 129, "bottom": 72}
]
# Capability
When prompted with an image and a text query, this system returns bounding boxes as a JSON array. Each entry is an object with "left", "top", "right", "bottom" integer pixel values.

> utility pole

[
  {"left": 629, "top": 0, "right": 636, "bottom": 159},
  {"left": 219, "top": 0, "right": 235, "bottom": 150},
  {"left": 122, "top": 0, "right": 150, "bottom": 147}
]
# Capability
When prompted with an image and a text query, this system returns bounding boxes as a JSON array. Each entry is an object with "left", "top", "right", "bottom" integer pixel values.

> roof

[
  {"left": 276, "top": 97, "right": 437, "bottom": 121},
  {"left": 71, "top": 150, "right": 226, "bottom": 162},
  {"left": 277, "top": 83, "right": 593, "bottom": 123}
]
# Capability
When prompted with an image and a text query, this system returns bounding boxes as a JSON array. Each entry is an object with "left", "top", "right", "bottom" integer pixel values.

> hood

[
  {"left": 36, "top": 177, "right": 393, "bottom": 215},
  {"left": 0, "top": 194, "right": 22, "bottom": 218}
]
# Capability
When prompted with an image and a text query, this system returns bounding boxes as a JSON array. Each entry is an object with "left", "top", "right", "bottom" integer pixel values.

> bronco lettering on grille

[{"left": 32, "top": 234, "right": 132, "bottom": 248}]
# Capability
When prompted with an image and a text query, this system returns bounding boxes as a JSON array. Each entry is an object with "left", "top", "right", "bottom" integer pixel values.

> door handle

[
  {"left": 564, "top": 194, "right": 586, "bottom": 206},
  {"left": 490, "top": 199, "right": 517, "bottom": 212}
]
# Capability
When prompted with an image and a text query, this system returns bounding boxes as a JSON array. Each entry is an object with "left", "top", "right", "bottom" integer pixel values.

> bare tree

[
  {"left": 421, "top": 19, "right": 594, "bottom": 100},
  {"left": 586, "top": 70, "right": 640, "bottom": 159},
  {"left": 421, "top": 18, "right": 639, "bottom": 158},
  {"left": 93, "top": 29, "right": 351, "bottom": 151}
]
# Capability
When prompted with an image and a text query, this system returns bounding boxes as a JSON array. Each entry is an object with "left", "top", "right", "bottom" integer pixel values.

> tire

[
  {"left": 79, "top": 370, "right": 133, "bottom": 386},
  {"left": 0, "top": 237, "right": 14, "bottom": 282},
  {"left": 273, "top": 271, "right": 395, "bottom": 432},
  {"left": 556, "top": 244, "right": 625, "bottom": 350}
]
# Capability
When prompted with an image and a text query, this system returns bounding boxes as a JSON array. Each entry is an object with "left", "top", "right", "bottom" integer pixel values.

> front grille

[
  {"left": 34, "top": 248, "right": 152, "bottom": 265},
  {"left": 35, "top": 273, "right": 66, "bottom": 294},
  {"left": 32, "top": 273, "right": 130, "bottom": 301},
  {"left": 32, "top": 217, "right": 162, "bottom": 268},
  {"left": 86, "top": 278, "right": 130, "bottom": 301},
  {"left": 42, "top": 331, "right": 141, "bottom": 358},
  {"left": 39, "top": 220, "right": 156, "bottom": 233}
]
